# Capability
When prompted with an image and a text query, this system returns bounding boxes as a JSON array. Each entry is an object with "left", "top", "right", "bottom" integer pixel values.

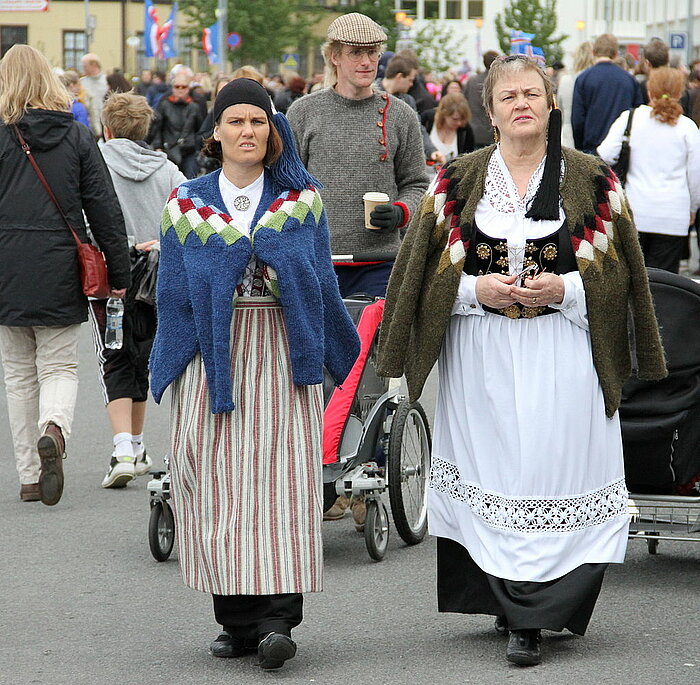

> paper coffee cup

[{"left": 363, "top": 192, "right": 391, "bottom": 229}]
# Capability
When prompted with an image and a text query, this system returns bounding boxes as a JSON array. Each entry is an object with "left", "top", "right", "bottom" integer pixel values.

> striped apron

[{"left": 169, "top": 296, "right": 324, "bottom": 595}]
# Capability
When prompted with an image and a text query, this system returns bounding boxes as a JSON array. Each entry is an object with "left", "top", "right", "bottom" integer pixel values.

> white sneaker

[
  {"left": 134, "top": 451, "right": 153, "bottom": 477},
  {"left": 101, "top": 456, "right": 136, "bottom": 488}
]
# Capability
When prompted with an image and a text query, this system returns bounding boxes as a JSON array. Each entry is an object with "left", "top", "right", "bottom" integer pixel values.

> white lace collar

[{"left": 484, "top": 146, "right": 546, "bottom": 215}]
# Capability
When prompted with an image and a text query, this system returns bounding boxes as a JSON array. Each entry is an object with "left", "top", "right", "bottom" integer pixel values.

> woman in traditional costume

[
  {"left": 150, "top": 78, "right": 360, "bottom": 671},
  {"left": 378, "top": 55, "right": 666, "bottom": 666}
]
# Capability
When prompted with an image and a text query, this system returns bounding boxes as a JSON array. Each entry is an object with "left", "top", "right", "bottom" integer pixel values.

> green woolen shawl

[{"left": 376, "top": 145, "right": 667, "bottom": 417}]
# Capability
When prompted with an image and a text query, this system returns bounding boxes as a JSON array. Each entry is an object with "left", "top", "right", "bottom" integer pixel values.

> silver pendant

[{"left": 233, "top": 195, "right": 250, "bottom": 211}]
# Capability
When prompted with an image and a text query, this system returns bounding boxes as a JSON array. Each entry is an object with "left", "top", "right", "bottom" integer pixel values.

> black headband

[{"left": 212, "top": 78, "right": 273, "bottom": 123}]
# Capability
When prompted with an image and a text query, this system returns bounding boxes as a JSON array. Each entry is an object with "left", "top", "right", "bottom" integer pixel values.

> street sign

[
  {"left": 669, "top": 32, "right": 687, "bottom": 50},
  {"left": 227, "top": 32, "right": 241, "bottom": 49},
  {"left": 0, "top": 0, "right": 48, "bottom": 10},
  {"left": 281, "top": 53, "right": 299, "bottom": 69}
]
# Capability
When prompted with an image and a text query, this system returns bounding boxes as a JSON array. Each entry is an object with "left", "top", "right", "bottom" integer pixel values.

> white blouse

[
  {"left": 430, "top": 126, "right": 459, "bottom": 163},
  {"left": 597, "top": 105, "right": 700, "bottom": 236},
  {"left": 218, "top": 170, "right": 265, "bottom": 237}
]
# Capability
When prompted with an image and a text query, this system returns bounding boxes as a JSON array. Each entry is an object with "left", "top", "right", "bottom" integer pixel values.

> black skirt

[{"left": 437, "top": 537, "right": 608, "bottom": 635}]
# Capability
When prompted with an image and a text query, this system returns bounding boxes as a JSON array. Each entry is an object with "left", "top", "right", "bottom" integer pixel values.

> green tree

[
  {"left": 411, "top": 22, "right": 463, "bottom": 74},
  {"left": 494, "top": 0, "right": 568, "bottom": 63},
  {"left": 181, "top": 0, "right": 324, "bottom": 66}
]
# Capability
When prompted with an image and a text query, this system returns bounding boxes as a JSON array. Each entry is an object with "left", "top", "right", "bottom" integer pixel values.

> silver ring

[{"left": 531, "top": 297, "right": 537, "bottom": 304}]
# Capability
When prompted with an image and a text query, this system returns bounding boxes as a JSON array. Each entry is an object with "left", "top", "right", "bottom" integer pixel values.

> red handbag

[{"left": 13, "top": 125, "right": 111, "bottom": 299}]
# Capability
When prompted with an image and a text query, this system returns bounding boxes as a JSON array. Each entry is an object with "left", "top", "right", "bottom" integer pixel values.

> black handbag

[{"left": 611, "top": 108, "right": 635, "bottom": 186}]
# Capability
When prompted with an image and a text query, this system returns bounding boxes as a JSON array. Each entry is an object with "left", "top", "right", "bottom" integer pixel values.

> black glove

[{"left": 369, "top": 203, "right": 404, "bottom": 231}]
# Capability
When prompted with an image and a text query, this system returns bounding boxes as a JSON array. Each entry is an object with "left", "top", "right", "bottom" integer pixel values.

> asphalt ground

[{"left": 1, "top": 286, "right": 699, "bottom": 684}]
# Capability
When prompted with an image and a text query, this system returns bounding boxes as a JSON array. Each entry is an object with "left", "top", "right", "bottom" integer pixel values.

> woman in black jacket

[
  {"left": 0, "top": 44, "right": 130, "bottom": 506},
  {"left": 150, "top": 71, "right": 203, "bottom": 179},
  {"left": 421, "top": 92, "right": 475, "bottom": 163}
]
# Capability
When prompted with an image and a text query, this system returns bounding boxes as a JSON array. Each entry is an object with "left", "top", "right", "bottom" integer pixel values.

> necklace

[{"left": 233, "top": 195, "right": 251, "bottom": 212}]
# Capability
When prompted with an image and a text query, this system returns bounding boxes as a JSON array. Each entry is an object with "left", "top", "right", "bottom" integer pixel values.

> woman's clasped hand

[{"left": 475, "top": 272, "right": 565, "bottom": 308}]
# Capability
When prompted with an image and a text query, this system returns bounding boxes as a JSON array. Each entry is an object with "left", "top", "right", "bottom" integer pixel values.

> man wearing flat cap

[{"left": 287, "top": 12, "right": 429, "bottom": 299}]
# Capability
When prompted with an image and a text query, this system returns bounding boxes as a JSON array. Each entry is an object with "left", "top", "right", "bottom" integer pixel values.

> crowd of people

[{"left": 2, "top": 10, "right": 696, "bottom": 673}]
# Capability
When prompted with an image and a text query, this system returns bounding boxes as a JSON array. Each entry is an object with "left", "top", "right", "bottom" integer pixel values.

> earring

[{"left": 493, "top": 127, "right": 500, "bottom": 143}]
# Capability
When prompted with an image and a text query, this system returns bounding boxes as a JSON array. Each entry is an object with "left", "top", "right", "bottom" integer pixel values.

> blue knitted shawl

[{"left": 150, "top": 169, "right": 360, "bottom": 413}]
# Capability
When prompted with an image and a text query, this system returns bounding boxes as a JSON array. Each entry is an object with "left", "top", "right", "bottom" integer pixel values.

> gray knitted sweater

[{"left": 287, "top": 88, "right": 429, "bottom": 256}]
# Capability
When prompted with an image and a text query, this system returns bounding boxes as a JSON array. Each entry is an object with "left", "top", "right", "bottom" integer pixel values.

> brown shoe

[
  {"left": 350, "top": 495, "right": 366, "bottom": 532},
  {"left": 323, "top": 495, "right": 349, "bottom": 521},
  {"left": 37, "top": 422, "right": 65, "bottom": 506},
  {"left": 20, "top": 483, "right": 41, "bottom": 502}
]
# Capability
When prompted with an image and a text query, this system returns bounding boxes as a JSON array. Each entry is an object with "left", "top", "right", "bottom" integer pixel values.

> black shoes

[
  {"left": 506, "top": 628, "right": 541, "bottom": 666},
  {"left": 210, "top": 631, "right": 254, "bottom": 658},
  {"left": 494, "top": 615, "right": 509, "bottom": 636},
  {"left": 257, "top": 632, "right": 297, "bottom": 670}
]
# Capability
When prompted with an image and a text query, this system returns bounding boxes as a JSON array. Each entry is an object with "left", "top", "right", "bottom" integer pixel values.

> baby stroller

[
  {"left": 146, "top": 255, "right": 432, "bottom": 563},
  {"left": 621, "top": 268, "right": 700, "bottom": 553},
  {"left": 321, "top": 291, "right": 431, "bottom": 561}
]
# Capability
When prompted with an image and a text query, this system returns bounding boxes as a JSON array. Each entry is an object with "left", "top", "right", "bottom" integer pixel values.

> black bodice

[{"left": 463, "top": 221, "right": 577, "bottom": 319}]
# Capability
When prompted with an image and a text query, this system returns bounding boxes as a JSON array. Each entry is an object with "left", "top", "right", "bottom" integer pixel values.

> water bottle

[{"left": 105, "top": 297, "right": 124, "bottom": 350}]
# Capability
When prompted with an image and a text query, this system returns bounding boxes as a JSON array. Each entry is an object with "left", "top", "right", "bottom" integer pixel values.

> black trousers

[
  {"left": 212, "top": 593, "right": 303, "bottom": 643},
  {"left": 436, "top": 537, "right": 607, "bottom": 636},
  {"left": 638, "top": 231, "right": 686, "bottom": 273}
]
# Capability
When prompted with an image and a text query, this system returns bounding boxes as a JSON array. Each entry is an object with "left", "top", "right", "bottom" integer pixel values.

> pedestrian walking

[
  {"left": 149, "top": 69, "right": 203, "bottom": 178},
  {"left": 0, "top": 45, "right": 130, "bottom": 505},
  {"left": 572, "top": 33, "right": 643, "bottom": 153},
  {"left": 149, "top": 78, "right": 360, "bottom": 671},
  {"left": 79, "top": 52, "right": 108, "bottom": 139},
  {"left": 287, "top": 12, "right": 429, "bottom": 300},
  {"left": 598, "top": 67, "right": 700, "bottom": 273},
  {"left": 377, "top": 54, "right": 667, "bottom": 667},
  {"left": 287, "top": 11, "right": 429, "bottom": 525},
  {"left": 557, "top": 42, "right": 594, "bottom": 148},
  {"left": 92, "top": 93, "right": 186, "bottom": 488},
  {"left": 463, "top": 50, "right": 499, "bottom": 149},
  {"left": 421, "top": 92, "right": 475, "bottom": 162},
  {"left": 59, "top": 70, "right": 91, "bottom": 130}
]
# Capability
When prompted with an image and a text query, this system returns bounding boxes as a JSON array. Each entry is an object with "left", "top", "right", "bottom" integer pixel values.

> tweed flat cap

[{"left": 327, "top": 12, "right": 387, "bottom": 46}]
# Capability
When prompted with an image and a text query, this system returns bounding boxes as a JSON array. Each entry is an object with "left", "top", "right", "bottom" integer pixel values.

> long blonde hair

[{"left": 0, "top": 44, "right": 71, "bottom": 124}]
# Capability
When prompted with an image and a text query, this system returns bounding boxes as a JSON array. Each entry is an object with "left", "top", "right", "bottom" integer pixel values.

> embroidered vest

[{"left": 463, "top": 221, "right": 577, "bottom": 319}]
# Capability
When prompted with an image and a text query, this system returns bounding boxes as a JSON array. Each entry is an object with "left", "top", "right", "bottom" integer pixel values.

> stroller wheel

[
  {"left": 149, "top": 501, "right": 175, "bottom": 561},
  {"left": 364, "top": 499, "right": 390, "bottom": 561},
  {"left": 388, "top": 399, "right": 431, "bottom": 545}
]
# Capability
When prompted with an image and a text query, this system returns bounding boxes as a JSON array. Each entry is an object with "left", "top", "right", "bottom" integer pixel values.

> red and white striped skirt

[{"left": 169, "top": 296, "right": 324, "bottom": 595}]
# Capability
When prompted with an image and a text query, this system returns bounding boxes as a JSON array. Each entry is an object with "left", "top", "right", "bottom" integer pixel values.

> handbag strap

[
  {"left": 622, "top": 107, "right": 636, "bottom": 140},
  {"left": 12, "top": 124, "right": 83, "bottom": 249}
]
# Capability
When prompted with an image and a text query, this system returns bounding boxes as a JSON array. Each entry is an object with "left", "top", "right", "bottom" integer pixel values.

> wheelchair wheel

[
  {"left": 388, "top": 399, "right": 431, "bottom": 545},
  {"left": 149, "top": 501, "right": 175, "bottom": 562},
  {"left": 364, "top": 499, "right": 390, "bottom": 561}
]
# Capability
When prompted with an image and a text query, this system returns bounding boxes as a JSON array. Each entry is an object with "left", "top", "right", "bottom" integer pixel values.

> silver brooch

[{"left": 233, "top": 195, "right": 251, "bottom": 211}]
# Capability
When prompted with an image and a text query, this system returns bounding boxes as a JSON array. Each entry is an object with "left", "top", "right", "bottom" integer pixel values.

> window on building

[
  {"left": 446, "top": 0, "right": 462, "bottom": 19},
  {"left": 62, "top": 30, "right": 85, "bottom": 70},
  {"left": 424, "top": 0, "right": 440, "bottom": 19},
  {"left": 467, "top": 1, "right": 484, "bottom": 19},
  {"left": 1, "top": 25, "right": 28, "bottom": 58},
  {"left": 400, "top": 0, "right": 417, "bottom": 15}
]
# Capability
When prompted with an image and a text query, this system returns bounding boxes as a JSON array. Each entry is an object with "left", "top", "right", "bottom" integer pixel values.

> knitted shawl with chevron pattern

[
  {"left": 377, "top": 145, "right": 667, "bottom": 418},
  {"left": 150, "top": 169, "right": 360, "bottom": 413}
]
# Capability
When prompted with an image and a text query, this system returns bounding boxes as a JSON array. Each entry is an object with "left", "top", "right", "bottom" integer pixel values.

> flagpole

[{"left": 217, "top": 0, "right": 227, "bottom": 74}]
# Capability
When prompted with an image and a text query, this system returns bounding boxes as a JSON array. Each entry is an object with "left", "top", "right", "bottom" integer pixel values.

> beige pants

[{"left": 0, "top": 324, "right": 80, "bottom": 485}]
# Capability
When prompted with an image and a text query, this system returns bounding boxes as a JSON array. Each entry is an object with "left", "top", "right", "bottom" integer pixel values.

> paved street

[{"left": 1, "top": 324, "right": 699, "bottom": 685}]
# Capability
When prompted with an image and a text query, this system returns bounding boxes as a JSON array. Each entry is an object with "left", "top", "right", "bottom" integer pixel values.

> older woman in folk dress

[
  {"left": 378, "top": 56, "right": 666, "bottom": 666},
  {"left": 150, "top": 79, "right": 360, "bottom": 671}
]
